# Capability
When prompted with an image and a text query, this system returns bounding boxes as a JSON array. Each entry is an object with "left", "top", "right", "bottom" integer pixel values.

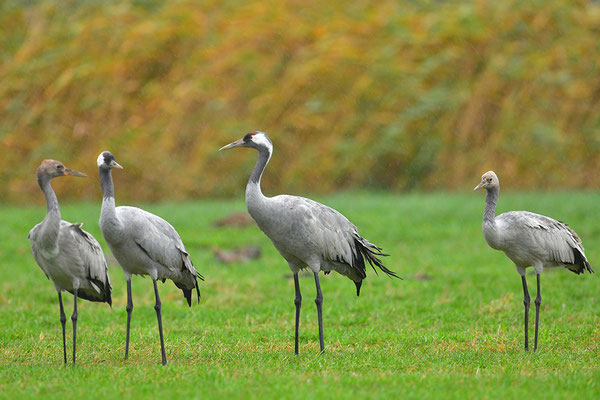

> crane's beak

[
  {"left": 219, "top": 138, "right": 245, "bottom": 151},
  {"left": 473, "top": 181, "right": 486, "bottom": 191},
  {"left": 65, "top": 168, "right": 87, "bottom": 177},
  {"left": 111, "top": 160, "right": 123, "bottom": 169}
]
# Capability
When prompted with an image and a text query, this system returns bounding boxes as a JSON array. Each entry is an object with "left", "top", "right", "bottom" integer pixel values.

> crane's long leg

[
  {"left": 533, "top": 274, "right": 542, "bottom": 352},
  {"left": 152, "top": 279, "right": 167, "bottom": 365},
  {"left": 71, "top": 288, "right": 78, "bottom": 365},
  {"left": 124, "top": 278, "right": 133, "bottom": 360},
  {"left": 313, "top": 272, "right": 324, "bottom": 354},
  {"left": 293, "top": 273, "right": 302, "bottom": 355},
  {"left": 58, "top": 292, "right": 67, "bottom": 364},
  {"left": 521, "top": 275, "right": 530, "bottom": 351}
]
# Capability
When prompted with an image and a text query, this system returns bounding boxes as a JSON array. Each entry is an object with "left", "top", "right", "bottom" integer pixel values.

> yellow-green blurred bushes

[{"left": 1, "top": 0, "right": 599, "bottom": 203}]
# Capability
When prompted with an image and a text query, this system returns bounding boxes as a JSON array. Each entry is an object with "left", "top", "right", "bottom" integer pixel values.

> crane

[
  {"left": 475, "top": 170, "right": 593, "bottom": 351},
  {"left": 29, "top": 159, "right": 111, "bottom": 365},
  {"left": 97, "top": 151, "right": 202, "bottom": 365},
  {"left": 220, "top": 131, "right": 400, "bottom": 354}
]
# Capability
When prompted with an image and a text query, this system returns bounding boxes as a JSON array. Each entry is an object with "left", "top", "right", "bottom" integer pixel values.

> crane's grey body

[
  {"left": 29, "top": 159, "right": 111, "bottom": 365},
  {"left": 221, "top": 131, "right": 398, "bottom": 354},
  {"left": 249, "top": 190, "right": 377, "bottom": 283},
  {"left": 484, "top": 210, "right": 590, "bottom": 276},
  {"left": 29, "top": 220, "right": 110, "bottom": 302},
  {"left": 475, "top": 170, "right": 592, "bottom": 352},
  {"left": 97, "top": 151, "right": 201, "bottom": 365},
  {"left": 100, "top": 202, "right": 198, "bottom": 288}
]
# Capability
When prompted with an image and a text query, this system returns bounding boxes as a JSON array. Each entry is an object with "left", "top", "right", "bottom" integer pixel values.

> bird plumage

[
  {"left": 251, "top": 194, "right": 396, "bottom": 294},
  {"left": 489, "top": 211, "right": 592, "bottom": 275},
  {"left": 475, "top": 170, "right": 593, "bottom": 352},
  {"left": 104, "top": 206, "right": 201, "bottom": 303},
  {"left": 97, "top": 151, "right": 202, "bottom": 365},
  {"left": 30, "top": 221, "right": 112, "bottom": 303},
  {"left": 29, "top": 159, "right": 111, "bottom": 364},
  {"left": 220, "top": 131, "right": 399, "bottom": 354}
]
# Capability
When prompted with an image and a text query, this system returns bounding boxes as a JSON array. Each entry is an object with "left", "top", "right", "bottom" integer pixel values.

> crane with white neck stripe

[
  {"left": 220, "top": 131, "right": 400, "bottom": 354},
  {"left": 97, "top": 151, "right": 202, "bottom": 365}
]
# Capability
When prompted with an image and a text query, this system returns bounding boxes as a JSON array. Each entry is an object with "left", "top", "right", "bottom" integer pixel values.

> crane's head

[
  {"left": 97, "top": 151, "right": 123, "bottom": 171},
  {"left": 474, "top": 170, "right": 499, "bottom": 191},
  {"left": 219, "top": 131, "right": 273, "bottom": 153},
  {"left": 37, "top": 159, "right": 87, "bottom": 181}
]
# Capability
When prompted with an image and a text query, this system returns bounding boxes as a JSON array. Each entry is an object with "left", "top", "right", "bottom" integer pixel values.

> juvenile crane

[
  {"left": 475, "top": 170, "right": 593, "bottom": 351},
  {"left": 97, "top": 151, "right": 202, "bottom": 365},
  {"left": 29, "top": 160, "right": 111, "bottom": 365},
  {"left": 220, "top": 131, "right": 400, "bottom": 354}
]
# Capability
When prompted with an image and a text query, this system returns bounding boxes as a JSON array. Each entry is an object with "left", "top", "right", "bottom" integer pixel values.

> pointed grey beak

[
  {"left": 65, "top": 168, "right": 87, "bottom": 177},
  {"left": 111, "top": 160, "right": 123, "bottom": 169},
  {"left": 219, "top": 138, "right": 245, "bottom": 151},
  {"left": 473, "top": 181, "right": 485, "bottom": 191}
]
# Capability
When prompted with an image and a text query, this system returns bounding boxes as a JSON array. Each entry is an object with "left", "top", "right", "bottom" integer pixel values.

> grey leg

[
  {"left": 71, "top": 288, "right": 78, "bottom": 365},
  {"left": 58, "top": 292, "right": 67, "bottom": 364},
  {"left": 534, "top": 274, "right": 542, "bottom": 352},
  {"left": 125, "top": 278, "right": 133, "bottom": 360},
  {"left": 153, "top": 279, "right": 167, "bottom": 365},
  {"left": 313, "top": 272, "right": 324, "bottom": 354},
  {"left": 293, "top": 273, "right": 302, "bottom": 355},
  {"left": 521, "top": 275, "right": 530, "bottom": 351}
]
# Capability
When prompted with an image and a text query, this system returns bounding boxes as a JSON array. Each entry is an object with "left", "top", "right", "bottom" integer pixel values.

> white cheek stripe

[
  {"left": 252, "top": 133, "right": 273, "bottom": 153},
  {"left": 97, "top": 151, "right": 111, "bottom": 167}
]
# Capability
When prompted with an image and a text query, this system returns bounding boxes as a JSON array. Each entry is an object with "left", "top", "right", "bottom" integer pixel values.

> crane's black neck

[
  {"left": 99, "top": 167, "right": 115, "bottom": 199},
  {"left": 98, "top": 166, "right": 122, "bottom": 232},
  {"left": 248, "top": 146, "right": 272, "bottom": 187},
  {"left": 483, "top": 186, "right": 499, "bottom": 223}
]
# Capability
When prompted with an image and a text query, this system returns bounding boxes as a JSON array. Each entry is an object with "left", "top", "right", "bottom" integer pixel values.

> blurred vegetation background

[{"left": 1, "top": 0, "right": 599, "bottom": 204}]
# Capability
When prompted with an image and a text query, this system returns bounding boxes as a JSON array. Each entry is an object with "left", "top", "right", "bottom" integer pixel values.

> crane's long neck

[
  {"left": 245, "top": 147, "right": 271, "bottom": 212},
  {"left": 37, "top": 176, "right": 61, "bottom": 244},
  {"left": 99, "top": 167, "right": 122, "bottom": 231},
  {"left": 483, "top": 186, "right": 499, "bottom": 224}
]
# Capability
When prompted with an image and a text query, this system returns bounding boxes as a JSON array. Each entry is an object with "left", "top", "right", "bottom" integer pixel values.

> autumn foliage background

[{"left": 1, "top": 0, "right": 599, "bottom": 204}]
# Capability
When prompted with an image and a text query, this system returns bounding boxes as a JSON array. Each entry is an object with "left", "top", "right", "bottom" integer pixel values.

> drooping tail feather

[
  {"left": 568, "top": 248, "right": 594, "bottom": 275},
  {"left": 177, "top": 271, "right": 204, "bottom": 306},
  {"left": 195, "top": 271, "right": 203, "bottom": 303},
  {"left": 68, "top": 276, "right": 112, "bottom": 306},
  {"left": 182, "top": 288, "right": 192, "bottom": 307},
  {"left": 353, "top": 233, "right": 401, "bottom": 283},
  {"left": 176, "top": 250, "right": 204, "bottom": 306}
]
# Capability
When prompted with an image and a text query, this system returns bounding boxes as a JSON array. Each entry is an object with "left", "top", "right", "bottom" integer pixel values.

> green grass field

[{"left": 1, "top": 191, "right": 599, "bottom": 399}]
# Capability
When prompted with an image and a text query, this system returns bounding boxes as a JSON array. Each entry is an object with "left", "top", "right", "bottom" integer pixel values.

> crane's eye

[
  {"left": 57, "top": 165, "right": 64, "bottom": 170},
  {"left": 487, "top": 178, "right": 492, "bottom": 182},
  {"left": 243, "top": 133, "right": 255, "bottom": 142}
]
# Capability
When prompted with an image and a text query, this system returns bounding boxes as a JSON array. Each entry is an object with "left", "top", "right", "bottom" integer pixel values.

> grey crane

[
  {"left": 28, "top": 159, "right": 112, "bottom": 365},
  {"left": 220, "top": 131, "right": 400, "bottom": 354},
  {"left": 475, "top": 170, "right": 593, "bottom": 351},
  {"left": 97, "top": 151, "right": 202, "bottom": 365}
]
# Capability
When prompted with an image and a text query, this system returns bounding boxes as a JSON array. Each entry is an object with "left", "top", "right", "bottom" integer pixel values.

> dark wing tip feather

[
  {"left": 69, "top": 282, "right": 112, "bottom": 305},
  {"left": 354, "top": 280, "right": 362, "bottom": 296},
  {"left": 85, "top": 275, "right": 112, "bottom": 304},
  {"left": 568, "top": 248, "right": 595, "bottom": 275},
  {"left": 182, "top": 288, "right": 192, "bottom": 307},
  {"left": 195, "top": 280, "right": 201, "bottom": 303},
  {"left": 194, "top": 271, "right": 202, "bottom": 302},
  {"left": 353, "top": 234, "right": 402, "bottom": 280}
]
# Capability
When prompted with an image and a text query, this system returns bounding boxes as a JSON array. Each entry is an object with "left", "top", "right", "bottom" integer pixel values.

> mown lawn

[{"left": 0, "top": 191, "right": 599, "bottom": 399}]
